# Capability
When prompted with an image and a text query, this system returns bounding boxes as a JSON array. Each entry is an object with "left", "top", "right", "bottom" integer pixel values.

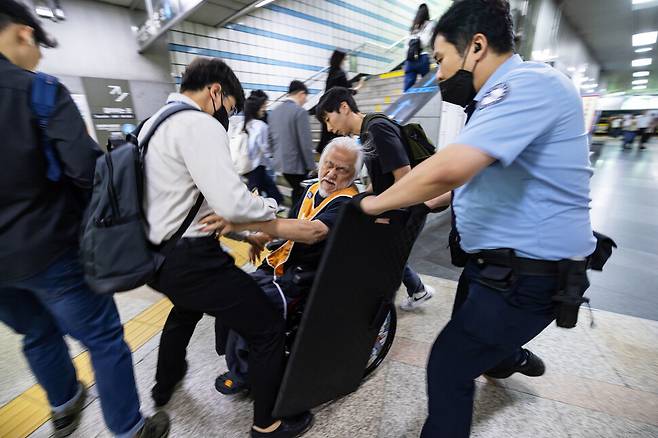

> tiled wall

[{"left": 168, "top": 0, "right": 451, "bottom": 100}]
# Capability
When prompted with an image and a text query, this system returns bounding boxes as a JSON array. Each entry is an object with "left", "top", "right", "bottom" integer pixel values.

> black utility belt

[{"left": 471, "top": 248, "right": 563, "bottom": 276}]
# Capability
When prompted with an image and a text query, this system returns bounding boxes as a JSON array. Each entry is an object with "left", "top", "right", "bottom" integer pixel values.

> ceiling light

[
  {"left": 632, "top": 58, "right": 653, "bottom": 67},
  {"left": 636, "top": 47, "right": 653, "bottom": 53},
  {"left": 634, "top": 71, "right": 651, "bottom": 77},
  {"left": 633, "top": 85, "right": 648, "bottom": 90},
  {"left": 632, "top": 0, "right": 654, "bottom": 4},
  {"left": 254, "top": 0, "right": 275, "bottom": 7},
  {"left": 633, "top": 79, "right": 649, "bottom": 85},
  {"left": 633, "top": 31, "right": 658, "bottom": 46}
]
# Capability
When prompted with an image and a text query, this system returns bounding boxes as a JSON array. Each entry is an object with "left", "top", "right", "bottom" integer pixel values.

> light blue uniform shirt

[{"left": 452, "top": 54, "right": 596, "bottom": 260}]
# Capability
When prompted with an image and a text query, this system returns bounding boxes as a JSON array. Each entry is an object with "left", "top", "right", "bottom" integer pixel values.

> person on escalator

[
  {"left": 198, "top": 137, "right": 363, "bottom": 396},
  {"left": 269, "top": 81, "right": 315, "bottom": 207},
  {"left": 316, "top": 49, "right": 364, "bottom": 154},
  {"left": 241, "top": 92, "right": 284, "bottom": 205},
  {"left": 404, "top": 3, "right": 436, "bottom": 91},
  {"left": 316, "top": 87, "right": 445, "bottom": 311}
]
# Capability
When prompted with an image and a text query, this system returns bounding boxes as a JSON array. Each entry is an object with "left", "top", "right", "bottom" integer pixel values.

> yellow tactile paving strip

[
  {"left": 0, "top": 298, "right": 175, "bottom": 438},
  {"left": 0, "top": 239, "right": 253, "bottom": 438}
]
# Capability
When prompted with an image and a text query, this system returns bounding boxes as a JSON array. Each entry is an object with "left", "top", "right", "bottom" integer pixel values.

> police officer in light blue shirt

[
  {"left": 452, "top": 53, "right": 596, "bottom": 261},
  {"left": 359, "top": 1, "right": 596, "bottom": 437}
]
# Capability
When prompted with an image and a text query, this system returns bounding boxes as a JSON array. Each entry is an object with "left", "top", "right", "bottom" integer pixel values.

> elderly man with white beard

[{"left": 200, "top": 136, "right": 363, "bottom": 396}]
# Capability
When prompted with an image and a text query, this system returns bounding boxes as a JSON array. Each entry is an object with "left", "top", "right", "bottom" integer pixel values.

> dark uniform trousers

[
  {"left": 149, "top": 236, "right": 286, "bottom": 428},
  {"left": 421, "top": 259, "right": 557, "bottom": 438}
]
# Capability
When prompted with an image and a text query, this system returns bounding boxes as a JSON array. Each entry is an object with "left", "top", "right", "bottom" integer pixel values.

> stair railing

[{"left": 268, "top": 36, "right": 410, "bottom": 110}]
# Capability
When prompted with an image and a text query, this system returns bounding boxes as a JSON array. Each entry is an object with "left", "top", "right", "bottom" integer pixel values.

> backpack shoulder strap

[
  {"left": 31, "top": 72, "right": 59, "bottom": 123},
  {"left": 140, "top": 103, "right": 200, "bottom": 156},
  {"left": 160, "top": 193, "right": 205, "bottom": 256},
  {"left": 139, "top": 103, "right": 204, "bottom": 254},
  {"left": 31, "top": 72, "right": 62, "bottom": 181},
  {"left": 360, "top": 112, "right": 393, "bottom": 138}
]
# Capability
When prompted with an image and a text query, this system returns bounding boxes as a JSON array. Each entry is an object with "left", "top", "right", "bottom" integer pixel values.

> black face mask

[
  {"left": 440, "top": 70, "right": 476, "bottom": 108},
  {"left": 439, "top": 45, "right": 477, "bottom": 107},
  {"left": 211, "top": 91, "right": 230, "bottom": 131}
]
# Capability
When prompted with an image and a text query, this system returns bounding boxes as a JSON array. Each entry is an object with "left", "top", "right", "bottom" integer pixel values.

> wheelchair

[
  {"left": 272, "top": 199, "right": 427, "bottom": 417},
  {"left": 281, "top": 271, "right": 397, "bottom": 378}
]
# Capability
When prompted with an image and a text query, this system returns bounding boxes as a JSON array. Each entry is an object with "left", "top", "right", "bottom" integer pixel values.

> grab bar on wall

[{"left": 268, "top": 35, "right": 410, "bottom": 107}]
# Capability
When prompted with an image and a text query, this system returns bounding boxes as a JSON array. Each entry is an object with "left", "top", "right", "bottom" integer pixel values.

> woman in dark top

[{"left": 317, "top": 50, "right": 363, "bottom": 153}]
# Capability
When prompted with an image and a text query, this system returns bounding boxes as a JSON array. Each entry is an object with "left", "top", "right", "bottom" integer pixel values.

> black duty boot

[
  {"left": 485, "top": 349, "right": 545, "bottom": 379},
  {"left": 152, "top": 361, "right": 188, "bottom": 407}
]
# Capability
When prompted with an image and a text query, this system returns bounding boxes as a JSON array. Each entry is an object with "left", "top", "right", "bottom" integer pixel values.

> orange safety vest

[{"left": 266, "top": 182, "right": 358, "bottom": 276}]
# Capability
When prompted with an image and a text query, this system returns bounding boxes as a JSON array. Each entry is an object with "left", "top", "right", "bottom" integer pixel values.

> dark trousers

[
  {"left": 245, "top": 165, "right": 284, "bottom": 205},
  {"left": 149, "top": 237, "right": 286, "bottom": 428},
  {"left": 0, "top": 250, "right": 143, "bottom": 436},
  {"left": 154, "top": 306, "right": 226, "bottom": 388},
  {"left": 639, "top": 128, "right": 652, "bottom": 146},
  {"left": 421, "top": 260, "right": 557, "bottom": 438},
  {"left": 225, "top": 268, "right": 288, "bottom": 385},
  {"left": 283, "top": 173, "right": 307, "bottom": 207}
]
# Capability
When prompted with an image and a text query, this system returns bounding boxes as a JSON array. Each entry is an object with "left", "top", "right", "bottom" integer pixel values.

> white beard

[{"left": 318, "top": 187, "right": 329, "bottom": 198}]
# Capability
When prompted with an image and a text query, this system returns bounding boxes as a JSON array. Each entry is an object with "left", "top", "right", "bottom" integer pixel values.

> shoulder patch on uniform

[
  {"left": 479, "top": 83, "right": 509, "bottom": 109},
  {"left": 306, "top": 190, "right": 314, "bottom": 199}
]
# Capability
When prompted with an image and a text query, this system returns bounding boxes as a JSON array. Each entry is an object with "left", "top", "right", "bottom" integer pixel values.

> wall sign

[{"left": 81, "top": 77, "right": 138, "bottom": 148}]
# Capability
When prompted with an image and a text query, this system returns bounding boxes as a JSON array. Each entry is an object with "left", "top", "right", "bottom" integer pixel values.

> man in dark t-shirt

[
  {"left": 201, "top": 137, "right": 362, "bottom": 394},
  {"left": 316, "top": 87, "right": 437, "bottom": 312},
  {"left": 360, "top": 117, "right": 411, "bottom": 194}
]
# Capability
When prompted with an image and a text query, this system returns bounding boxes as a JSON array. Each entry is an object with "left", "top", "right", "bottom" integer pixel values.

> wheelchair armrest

[
  {"left": 266, "top": 239, "right": 286, "bottom": 251},
  {"left": 292, "top": 266, "right": 316, "bottom": 288}
]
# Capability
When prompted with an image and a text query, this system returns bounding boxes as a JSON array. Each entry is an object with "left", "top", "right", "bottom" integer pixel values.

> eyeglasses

[
  {"left": 220, "top": 92, "right": 238, "bottom": 117},
  {"left": 224, "top": 93, "right": 238, "bottom": 117},
  {"left": 209, "top": 87, "right": 238, "bottom": 116}
]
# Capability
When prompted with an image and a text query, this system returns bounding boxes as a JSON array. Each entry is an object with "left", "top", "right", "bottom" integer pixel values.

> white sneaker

[{"left": 400, "top": 285, "right": 435, "bottom": 311}]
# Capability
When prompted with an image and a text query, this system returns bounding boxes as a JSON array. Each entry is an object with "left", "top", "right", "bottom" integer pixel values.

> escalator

[{"left": 278, "top": 65, "right": 455, "bottom": 206}]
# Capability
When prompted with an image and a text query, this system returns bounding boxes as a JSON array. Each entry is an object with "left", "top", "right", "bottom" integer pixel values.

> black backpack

[
  {"left": 361, "top": 113, "right": 436, "bottom": 167},
  {"left": 80, "top": 103, "right": 203, "bottom": 294},
  {"left": 406, "top": 37, "right": 422, "bottom": 62}
]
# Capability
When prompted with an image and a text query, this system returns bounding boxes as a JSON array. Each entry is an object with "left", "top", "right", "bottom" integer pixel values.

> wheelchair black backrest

[{"left": 273, "top": 200, "right": 427, "bottom": 417}]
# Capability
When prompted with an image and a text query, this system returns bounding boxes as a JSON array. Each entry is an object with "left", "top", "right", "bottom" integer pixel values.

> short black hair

[
  {"left": 180, "top": 57, "right": 245, "bottom": 112},
  {"left": 315, "top": 87, "right": 359, "bottom": 123},
  {"left": 0, "top": 13, "right": 12, "bottom": 32},
  {"left": 432, "top": 0, "right": 514, "bottom": 55},
  {"left": 288, "top": 80, "right": 308, "bottom": 95}
]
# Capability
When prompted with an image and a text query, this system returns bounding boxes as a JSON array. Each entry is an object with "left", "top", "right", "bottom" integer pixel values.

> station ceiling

[{"left": 559, "top": 0, "right": 658, "bottom": 92}]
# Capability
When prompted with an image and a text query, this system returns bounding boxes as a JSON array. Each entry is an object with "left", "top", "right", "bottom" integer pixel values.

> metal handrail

[{"left": 269, "top": 36, "right": 410, "bottom": 107}]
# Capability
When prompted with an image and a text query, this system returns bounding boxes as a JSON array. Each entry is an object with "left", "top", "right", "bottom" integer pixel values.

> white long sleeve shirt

[
  {"left": 246, "top": 119, "right": 273, "bottom": 170},
  {"left": 141, "top": 93, "right": 277, "bottom": 244},
  {"left": 411, "top": 20, "right": 436, "bottom": 55}
]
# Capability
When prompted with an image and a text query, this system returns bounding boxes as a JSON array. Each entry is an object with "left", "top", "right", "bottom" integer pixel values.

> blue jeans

[
  {"left": 245, "top": 165, "right": 284, "bottom": 205},
  {"left": 402, "top": 265, "right": 424, "bottom": 297},
  {"left": 404, "top": 53, "right": 430, "bottom": 91},
  {"left": 0, "top": 250, "right": 144, "bottom": 437},
  {"left": 421, "top": 260, "right": 556, "bottom": 437}
]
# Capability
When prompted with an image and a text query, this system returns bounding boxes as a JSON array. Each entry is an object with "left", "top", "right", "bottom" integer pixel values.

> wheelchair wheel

[{"left": 363, "top": 303, "right": 397, "bottom": 377}]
